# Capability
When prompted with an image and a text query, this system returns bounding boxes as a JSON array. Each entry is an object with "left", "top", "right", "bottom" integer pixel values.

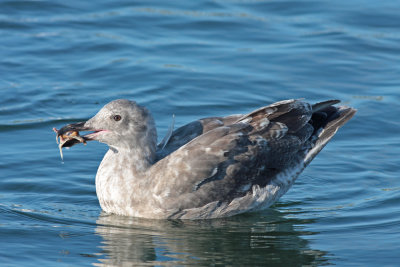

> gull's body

[{"left": 58, "top": 99, "right": 356, "bottom": 219}]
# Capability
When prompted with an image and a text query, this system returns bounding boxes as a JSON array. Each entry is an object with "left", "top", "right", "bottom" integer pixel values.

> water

[{"left": 1, "top": 0, "right": 400, "bottom": 266}]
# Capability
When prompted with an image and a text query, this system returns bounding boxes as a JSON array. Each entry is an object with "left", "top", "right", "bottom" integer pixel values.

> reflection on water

[{"left": 94, "top": 211, "right": 327, "bottom": 266}]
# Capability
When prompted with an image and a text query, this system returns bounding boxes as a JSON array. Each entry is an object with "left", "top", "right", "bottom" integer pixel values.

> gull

[{"left": 55, "top": 99, "right": 356, "bottom": 219}]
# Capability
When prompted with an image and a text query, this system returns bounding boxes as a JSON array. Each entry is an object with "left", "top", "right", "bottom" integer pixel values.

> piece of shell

[{"left": 53, "top": 128, "right": 86, "bottom": 160}]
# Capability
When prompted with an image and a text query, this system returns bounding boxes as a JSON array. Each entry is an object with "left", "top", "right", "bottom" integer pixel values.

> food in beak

[{"left": 53, "top": 127, "right": 87, "bottom": 160}]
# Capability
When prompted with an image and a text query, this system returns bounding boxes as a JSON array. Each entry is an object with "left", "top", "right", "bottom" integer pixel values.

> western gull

[{"left": 54, "top": 99, "right": 356, "bottom": 219}]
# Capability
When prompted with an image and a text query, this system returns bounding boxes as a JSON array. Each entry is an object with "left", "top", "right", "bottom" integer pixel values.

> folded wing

[{"left": 150, "top": 99, "right": 322, "bottom": 212}]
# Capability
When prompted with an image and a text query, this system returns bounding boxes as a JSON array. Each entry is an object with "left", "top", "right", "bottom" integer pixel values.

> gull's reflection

[{"left": 94, "top": 210, "right": 328, "bottom": 266}]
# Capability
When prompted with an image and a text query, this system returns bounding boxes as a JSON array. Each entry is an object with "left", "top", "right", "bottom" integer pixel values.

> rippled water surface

[{"left": 1, "top": 0, "right": 400, "bottom": 266}]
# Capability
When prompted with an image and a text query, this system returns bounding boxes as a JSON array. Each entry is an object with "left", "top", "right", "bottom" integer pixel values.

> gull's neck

[{"left": 109, "top": 145, "right": 155, "bottom": 172}]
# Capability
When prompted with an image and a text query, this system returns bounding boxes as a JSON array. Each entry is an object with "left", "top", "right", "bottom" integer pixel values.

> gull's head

[{"left": 58, "top": 99, "right": 157, "bottom": 152}]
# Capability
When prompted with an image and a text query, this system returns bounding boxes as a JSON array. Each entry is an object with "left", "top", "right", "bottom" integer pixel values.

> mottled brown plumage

[{"left": 55, "top": 99, "right": 356, "bottom": 219}]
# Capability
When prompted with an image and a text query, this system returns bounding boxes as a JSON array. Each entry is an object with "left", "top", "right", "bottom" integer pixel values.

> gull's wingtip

[{"left": 312, "top": 100, "right": 341, "bottom": 112}]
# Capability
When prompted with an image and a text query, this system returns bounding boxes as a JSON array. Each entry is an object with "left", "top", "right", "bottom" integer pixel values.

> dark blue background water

[{"left": 1, "top": 0, "right": 399, "bottom": 266}]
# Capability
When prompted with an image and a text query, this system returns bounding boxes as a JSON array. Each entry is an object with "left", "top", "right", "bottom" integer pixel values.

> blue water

[{"left": 1, "top": 0, "right": 400, "bottom": 266}]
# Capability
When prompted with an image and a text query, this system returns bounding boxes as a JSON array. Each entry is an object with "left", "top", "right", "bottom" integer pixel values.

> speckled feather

[{"left": 57, "top": 99, "right": 356, "bottom": 219}]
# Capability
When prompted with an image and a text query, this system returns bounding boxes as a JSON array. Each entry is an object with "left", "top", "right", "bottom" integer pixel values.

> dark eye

[{"left": 113, "top": 115, "right": 122, "bottom": 121}]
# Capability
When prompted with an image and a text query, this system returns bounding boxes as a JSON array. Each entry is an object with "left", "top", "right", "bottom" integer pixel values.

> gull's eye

[{"left": 113, "top": 115, "right": 122, "bottom": 121}]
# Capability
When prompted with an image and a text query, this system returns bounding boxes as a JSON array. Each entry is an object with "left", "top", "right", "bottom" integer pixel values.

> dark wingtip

[
  {"left": 312, "top": 100, "right": 341, "bottom": 112},
  {"left": 305, "top": 105, "right": 356, "bottom": 166}
]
